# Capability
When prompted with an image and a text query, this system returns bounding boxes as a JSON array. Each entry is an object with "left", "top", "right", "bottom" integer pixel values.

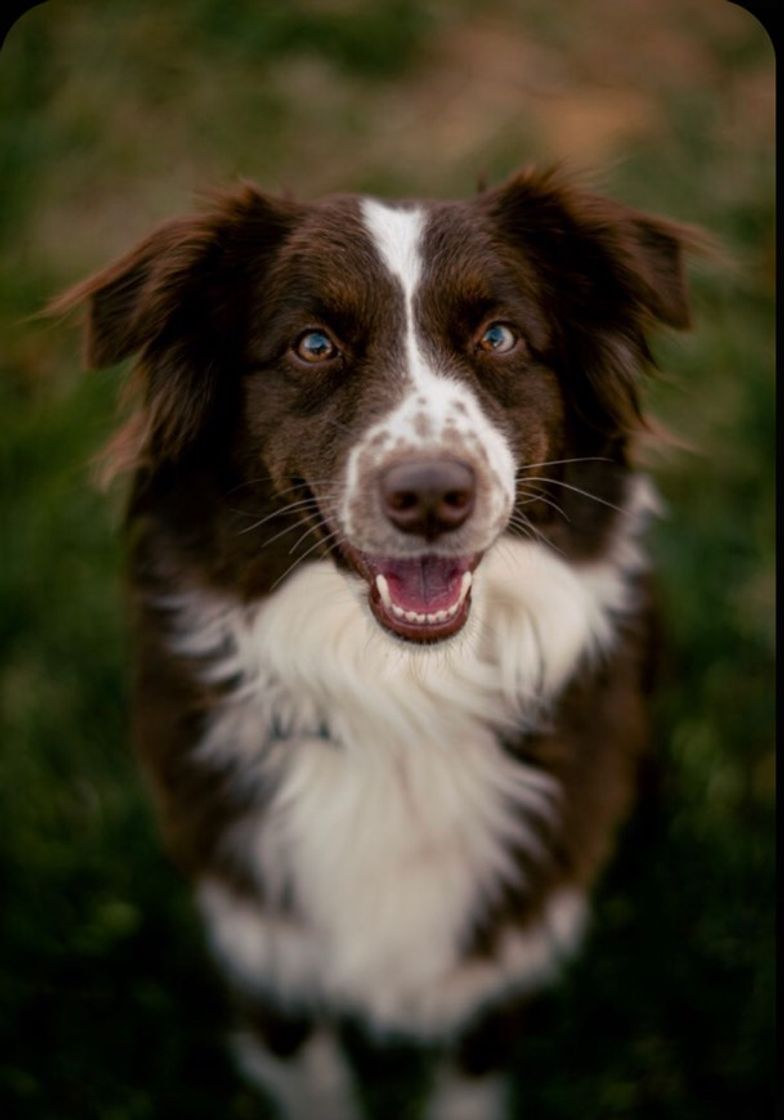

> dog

[{"left": 57, "top": 166, "right": 696, "bottom": 1119}]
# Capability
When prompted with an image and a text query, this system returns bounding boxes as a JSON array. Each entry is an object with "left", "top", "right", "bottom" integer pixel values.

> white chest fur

[{"left": 170, "top": 485, "right": 653, "bottom": 1036}]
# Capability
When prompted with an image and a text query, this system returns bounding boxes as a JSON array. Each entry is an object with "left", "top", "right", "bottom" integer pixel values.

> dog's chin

[{"left": 340, "top": 544, "right": 482, "bottom": 644}]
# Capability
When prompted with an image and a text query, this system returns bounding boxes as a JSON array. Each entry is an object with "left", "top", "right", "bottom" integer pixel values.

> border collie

[{"left": 57, "top": 167, "right": 697, "bottom": 1120}]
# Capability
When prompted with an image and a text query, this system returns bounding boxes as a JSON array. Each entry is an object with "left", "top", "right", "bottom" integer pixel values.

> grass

[{"left": 0, "top": 2, "right": 774, "bottom": 1117}]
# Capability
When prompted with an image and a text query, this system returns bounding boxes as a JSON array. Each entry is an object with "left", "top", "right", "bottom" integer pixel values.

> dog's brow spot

[
  {"left": 370, "top": 432, "right": 390, "bottom": 447},
  {"left": 453, "top": 401, "right": 468, "bottom": 416},
  {"left": 437, "top": 428, "right": 472, "bottom": 457},
  {"left": 413, "top": 413, "right": 432, "bottom": 438},
  {"left": 416, "top": 396, "right": 427, "bottom": 406}
]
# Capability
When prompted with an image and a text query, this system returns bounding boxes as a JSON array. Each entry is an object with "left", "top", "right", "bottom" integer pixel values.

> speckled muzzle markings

[{"left": 339, "top": 199, "right": 517, "bottom": 640}]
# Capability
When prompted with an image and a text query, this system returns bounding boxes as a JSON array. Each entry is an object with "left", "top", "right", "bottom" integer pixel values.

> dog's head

[{"left": 56, "top": 168, "right": 696, "bottom": 643}]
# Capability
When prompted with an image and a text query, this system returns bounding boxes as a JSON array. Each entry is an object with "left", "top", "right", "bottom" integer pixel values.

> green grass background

[{"left": 0, "top": 2, "right": 774, "bottom": 1117}]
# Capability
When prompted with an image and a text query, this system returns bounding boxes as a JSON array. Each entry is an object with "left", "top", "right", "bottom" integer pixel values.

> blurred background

[{"left": 0, "top": 1, "right": 774, "bottom": 1117}]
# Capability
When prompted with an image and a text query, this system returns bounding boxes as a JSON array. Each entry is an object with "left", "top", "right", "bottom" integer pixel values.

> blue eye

[
  {"left": 478, "top": 322, "right": 517, "bottom": 354},
  {"left": 295, "top": 329, "right": 338, "bottom": 363}
]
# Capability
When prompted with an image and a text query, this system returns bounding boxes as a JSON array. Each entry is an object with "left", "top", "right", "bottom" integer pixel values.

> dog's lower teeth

[
  {"left": 378, "top": 570, "right": 473, "bottom": 627},
  {"left": 388, "top": 601, "right": 463, "bottom": 626}
]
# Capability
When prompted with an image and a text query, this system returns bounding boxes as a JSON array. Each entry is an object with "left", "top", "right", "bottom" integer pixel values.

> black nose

[{"left": 380, "top": 459, "right": 476, "bottom": 540}]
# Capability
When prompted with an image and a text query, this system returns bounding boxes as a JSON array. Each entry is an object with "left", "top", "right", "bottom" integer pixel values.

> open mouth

[{"left": 343, "top": 548, "right": 481, "bottom": 643}]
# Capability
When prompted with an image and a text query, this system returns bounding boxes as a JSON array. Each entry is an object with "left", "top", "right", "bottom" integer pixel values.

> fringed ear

[
  {"left": 50, "top": 184, "right": 301, "bottom": 478},
  {"left": 49, "top": 215, "right": 215, "bottom": 370},
  {"left": 481, "top": 166, "right": 706, "bottom": 434},
  {"left": 625, "top": 214, "right": 693, "bottom": 330}
]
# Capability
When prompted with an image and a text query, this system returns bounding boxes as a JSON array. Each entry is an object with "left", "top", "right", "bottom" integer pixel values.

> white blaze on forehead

[
  {"left": 360, "top": 199, "right": 425, "bottom": 303},
  {"left": 360, "top": 198, "right": 428, "bottom": 385}
]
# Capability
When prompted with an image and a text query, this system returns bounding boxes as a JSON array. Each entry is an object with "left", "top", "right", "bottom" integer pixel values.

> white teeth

[
  {"left": 375, "top": 573, "right": 392, "bottom": 608},
  {"left": 378, "top": 567, "right": 474, "bottom": 627},
  {"left": 376, "top": 568, "right": 474, "bottom": 622}
]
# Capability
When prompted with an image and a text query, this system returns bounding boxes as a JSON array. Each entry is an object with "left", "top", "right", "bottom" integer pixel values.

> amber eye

[
  {"left": 477, "top": 322, "right": 517, "bottom": 354},
  {"left": 294, "top": 329, "right": 338, "bottom": 363}
]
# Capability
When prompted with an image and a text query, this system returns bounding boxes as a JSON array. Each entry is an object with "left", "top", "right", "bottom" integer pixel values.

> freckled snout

[{"left": 380, "top": 459, "right": 476, "bottom": 541}]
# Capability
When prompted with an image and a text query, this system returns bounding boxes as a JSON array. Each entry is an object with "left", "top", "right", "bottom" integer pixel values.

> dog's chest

[
  {"left": 200, "top": 621, "right": 558, "bottom": 1019},
  {"left": 176, "top": 533, "right": 641, "bottom": 1028},
  {"left": 250, "top": 714, "right": 554, "bottom": 996}
]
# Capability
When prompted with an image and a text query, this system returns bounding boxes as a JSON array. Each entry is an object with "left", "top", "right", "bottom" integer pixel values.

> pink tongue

[{"left": 378, "top": 556, "right": 468, "bottom": 613}]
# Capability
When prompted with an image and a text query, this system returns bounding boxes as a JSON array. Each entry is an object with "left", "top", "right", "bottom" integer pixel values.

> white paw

[
  {"left": 426, "top": 1064, "right": 510, "bottom": 1120},
  {"left": 233, "top": 1028, "right": 362, "bottom": 1120}
]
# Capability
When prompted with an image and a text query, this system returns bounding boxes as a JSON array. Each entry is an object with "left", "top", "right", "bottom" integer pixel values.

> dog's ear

[
  {"left": 621, "top": 213, "right": 692, "bottom": 330},
  {"left": 50, "top": 185, "right": 301, "bottom": 476},
  {"left": 481, "top": 166, "right": 706, "bottom": 433}
]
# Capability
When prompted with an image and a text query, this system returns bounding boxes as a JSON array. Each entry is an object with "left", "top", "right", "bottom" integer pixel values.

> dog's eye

[
  {"left": 477, "top": 322, "right": 517, "bottom": 354},
  {"left": 294, "top": 330, "right": 338, "bottom": 363}
]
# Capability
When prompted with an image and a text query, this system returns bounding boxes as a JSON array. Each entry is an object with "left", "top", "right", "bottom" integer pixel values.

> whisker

[
  {"left": 516, "top": 488, "right": 571, "bottom": 523},
  {"left": 260, "top": 517, "right": 320, "bottom": 550},
  {"left": 520, "top": 476, "right": 627, "bottom": 514},
  {"left": 505, "top": 512, "right": 566, "bottom": 558},
  {"left": 237, "top": 496, "right": 326, "bottom": 536},
  {"left": 227, "top": 477, "right": 342, "bottom": 498},
  {"left": 229, "top": 496, "right": 323, "bottom": 522},
  {"left": 503, "top": 523, "right": 554, "bottom": 555},
  {"left": 270, "top": 527, "right": 344, "bottom": 592},
  {"left": 289, "top": 516, "right": 334, "bottom": 555},
  {"left": 507, "top": 512, "right": 550, "bottom": 548},
  {"left": 274, "top": 481, "right": 342, "bottom": 497},
  {"left": 509, "top": 521, "right": 548, "bottom": 548},
  {"left": 263, "top": 495, "right": 342, "bottom": 551},
  {"left": 504, "top": 523, "right": 534, "bottom": 543},
  {"left": 516, "top": 456, "right": 613, "bottom": 473},
  {"left": 320, "top": 534, "right": 349, "bottom": 562}
]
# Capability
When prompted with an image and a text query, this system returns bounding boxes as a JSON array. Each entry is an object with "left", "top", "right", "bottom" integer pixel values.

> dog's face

[
  {"left": 59, "top": 169, "right": 693, "bottom": 643},
  {"left": 241, "top": 194, "right": 561, "bottom": 642}
]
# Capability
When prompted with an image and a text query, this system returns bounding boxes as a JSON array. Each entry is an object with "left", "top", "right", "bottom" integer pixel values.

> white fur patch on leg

[
  {"left": 232, "top": 1028, "right": 361, "bottom": 1120},
  {"left": 426, "top": 1063, "right": 510, "bottom": 1120}
]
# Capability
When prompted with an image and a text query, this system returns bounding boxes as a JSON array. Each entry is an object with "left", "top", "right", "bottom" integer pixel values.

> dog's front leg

[
  {"left": 233, "top": 1013, "right": 362, "bottom": 1120},
  {"left": 424, "top": 996, "right": 530, "bottom": 1120},
  {"left": 425, "top": 1063, "right": 510, "bottom": 1120}
]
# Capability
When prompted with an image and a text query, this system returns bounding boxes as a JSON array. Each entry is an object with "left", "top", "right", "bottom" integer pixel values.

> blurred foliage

[{"left": 0, "top": 1, "right": 774, "bottom": 1117}]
